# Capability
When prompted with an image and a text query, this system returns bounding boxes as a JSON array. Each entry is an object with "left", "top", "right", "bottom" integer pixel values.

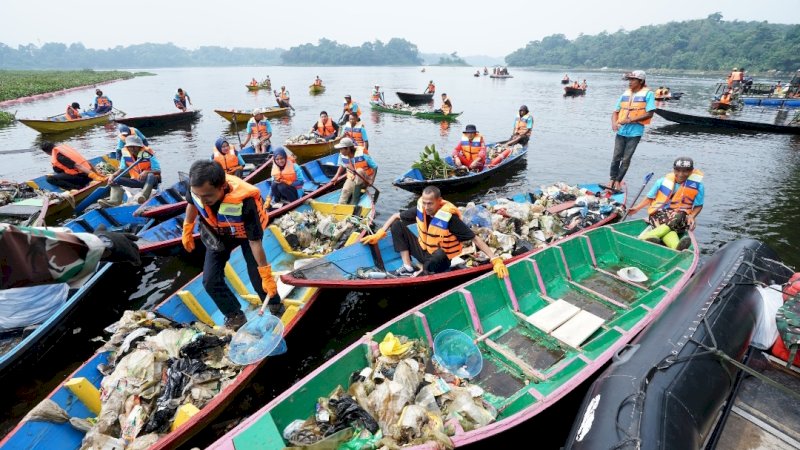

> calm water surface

[{"left": 1, "top": 66, "right": 799, "bottom": 448}]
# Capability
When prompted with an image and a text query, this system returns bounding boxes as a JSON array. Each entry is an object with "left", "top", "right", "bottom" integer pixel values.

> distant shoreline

[{"left": 0, "top": 70, "right": 154, "bottom": 107}]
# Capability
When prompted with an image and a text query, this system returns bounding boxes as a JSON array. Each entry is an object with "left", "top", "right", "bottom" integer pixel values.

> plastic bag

[
  {"left": 329, "top": 394, "right": 380, "bottom": 434},
  {"left": 0, "top": 283, "right": 69, "bottom": 330},
  {"left": 752, "top": 285, "right": 784, "bottom": 349},
  {"left": 462, "top": 204, "right": 492, "bottom": 228},
  {"left": 23, "top": 399, "right": 70, "bottom": 423},
  {"left": 443, "top": 388, "right": 495, "bottom": 430},
  {"left": 379, "top": 333, "right": 413, "bottom": 357}
]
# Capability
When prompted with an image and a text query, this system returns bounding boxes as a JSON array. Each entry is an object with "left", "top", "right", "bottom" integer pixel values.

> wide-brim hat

[
  {"left": 334, "top": 137, "right": 356, "bottom": 149},
  {"left": 623, "top": 70, "right": 646, "bottom": 81},
  {"left": 125, "top": 135, "right": 144, "bottom": 147}
]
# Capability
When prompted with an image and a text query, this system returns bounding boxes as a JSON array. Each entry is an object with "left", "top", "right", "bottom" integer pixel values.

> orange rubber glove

[
  {"left": 491, "top": 256, "right": 508, "bottom": 279},
  {"left": 359, "top": 228, "right": 386, "bottom": 245},
  {"left": 88, "top": 172, "right": 106, "bottom": 182},
  {"left": 182, "top": 220, "right": 195, "bottom": 252},
  {"left": 257, "top": 264, "right": 278, "bottom": 297}
]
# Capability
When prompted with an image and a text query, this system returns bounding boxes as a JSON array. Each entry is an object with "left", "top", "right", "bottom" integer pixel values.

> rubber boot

[
  {"left": 98, "top": 186, "right": 124, "bottom": 207},
  {"left": 640, "top": 224, "right": 671, "bottom": 241},
  {"left": 662, "top": 231, "right": 680, "bottom": 249},
  {"left": 134, "top": 180, "right": 155, "bottom": 204}
]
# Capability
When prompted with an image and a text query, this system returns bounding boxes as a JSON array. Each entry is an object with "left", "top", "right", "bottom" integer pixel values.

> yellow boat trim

[
  {"left": 65, "top": 377, "right": 102, "bottom": 415},
  {"left": 177, "top": 290, "right": 216, "bottom": 326}
]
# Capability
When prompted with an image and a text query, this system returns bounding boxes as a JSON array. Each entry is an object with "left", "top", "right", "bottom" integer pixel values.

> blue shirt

[
  {"left": 116, "top": 128, "right": 149, "bottom": 152},
  {"left": 246, "top": 118, "right": 272, "bottom": 135},
  {"left": 615, "top": 90, "right": 656, "bottom": 137},
  {"left": 337, "top": 153, "right": 377, "bottom": 169},
  {"left": 514, "top": 114, "right": 533, "bottom": 130},
  {"left": 342, "top": 124, "right": 369, "bottom": 143},
  {"left": 647, "top": 177, "right": 704, "bottom": 207}
]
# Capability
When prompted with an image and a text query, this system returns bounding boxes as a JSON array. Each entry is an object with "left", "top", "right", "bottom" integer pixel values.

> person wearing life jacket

[
  {"left": 265, "top": 148, "right": 305, "bottom": 209},
  {"left": 40, "top": 142, "right": 106, "bottom": 190},
  {"left": 93, "top": 89, "right": 112, "bottom": 114},
  {"left": 241, "top": 108, "right": 272, "bottom": 154},
  {"left": 174, "top": 88, "right": 192, "bottom": 111},
  {"left": 250, "top": 78, "right": 259, "bottom": 87},
  {"left": 572, "top": 81, "right": 580, "bottom": 89},
  {"left": 563, "top": 74, "right": 570, "bottom": 82},
  {"left": 718, "top": 90, "right": 732, "bottom": 106},
  {"left": 424, "top": 81, "right": 436, "bottom": 95},
  {"left": 774, "top": 81, "right": 785, "bottom": 97},
  {"left": 581, "top": 79, "right": 588, "bottom": 90},
  {"left": 434, "top": 93, "right": 452, "bottom": 115},
  {"left": 452, "top": 124, "right": 487, "bottom": 172},
  {"left": 506, "top": 105, "right": 534, "bottom": 146},
  {"left": 274, "top": 86, "right": 292, "bottom": 109},
  {"left": 608, "top": 70, "right": 655, "bottom": 191},
  {"left": 262, "top": 75, "right": 271, "bottom": 89},
  {"left": 731, "top": 67, "right": 744, "bottom": 90},
  {"left": 211, "top": 137, "right": 245, "bottom": 177},
  {"left": 342, "top": 113, "right": 370, "bottom": 151},
  {"left": 628, "top": 156, "right": 703, "bottom": 251},
  {"left": 331, "top": 137, "right": 377, "bottom": 205},
  {"left": 181, "top": 160, "right": 282, "bottom": 328},
  {"left": 360, "top": 185, "right": 508, "bottom": 278},
  {"left": 341, "top": 95, "right": 361, "bottom": 122},
  {"left": 309, "top": 110, "right": 339, "bottom": 141},
  {"left": 371, "top": 84, "right": 385, "bottom": 104},
  {"left": 65, "top": 102, "right": 82, "bottom": 121},
  {"left": 102, "top": 135, "right": 162, "bottom": 206},
  {"left": 115, "top": 124, "right": 149, "bottom": 160},
  {"left": 313, "top": 76, "right": 322, "bottom": 87}
]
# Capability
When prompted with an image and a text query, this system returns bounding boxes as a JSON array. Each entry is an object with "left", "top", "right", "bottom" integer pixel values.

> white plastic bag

[
  {"left": 751, "top": 285, "right": 784, "bottom": 349},
  {"left": 0, "top": 283, "right": 69, "bottom": 330}
]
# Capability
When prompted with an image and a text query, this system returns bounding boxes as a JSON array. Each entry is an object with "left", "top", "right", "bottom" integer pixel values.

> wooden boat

[
  {"left": 490, "top": 74, "right": 514, "bottom": 79},
  {"left": 370, "top": 102, "right": 462, "bottom": 121},
  {"left": 742, "top": 96, "right": 800, "bottom": 107},
  {"left": 246, "top": 83, "right": 269, "bottom": 91},
  {"left": 18, "top": 111, "right": 113, "bottom": 134},
  {"left": 564, "top": 86, "right": 586, "bottom": 96},
  {"left": 0, "top": 205, "right": 156, "bottom": 382},
  {"left": 654, "top": 92, "right": 684, "bottom": 101},
  {"left": 396, "top": 92, "right": 434, "bottom": 106},
  {"left": 654, "top": 108, "right": 800, "bottom": 134},
  {"left": 393, "top": 143, "right": 528, "bottom": 194},
  {"left": 115, "top": 110, "right": 201, "bottom": 129},
  {"left": 0, "top": 192, "right": 375, "bottom": 450},
  {"left": 561, "top": 79, "right": 570, "bottom": 84},
  {"left": 136, "top": 149, "right": 272, "bottom": 220},
  {"left": 284, "top": 136, "right": 342, "bottom": 162},
  {"left": 214, "top": 107, "right": 290, "bottom": 124},
  {"left": 564, "top": 239, "right": 794, "bottom": 450},
  {"left": 710, "top": 100, "right": 733, "bottom": 111},
  {"left": 309, "top": 84, "right": 326, "bottom": 95},
  {"left": 281, "top": 183, "right": 627, "bottom": 290},
  {"left": 0, "top": 153, "right": 119, "bottom": 225},
  {"left": 212, "top": 219, "right": 698, "bottom": 449},
  {"left": 136, "top": 153, "right": 342, "bottom": 255}
]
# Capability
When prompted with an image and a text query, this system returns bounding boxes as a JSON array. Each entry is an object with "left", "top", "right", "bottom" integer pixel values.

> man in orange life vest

[
  {"left": 434, "top": 93, "right": 452, "bottom": 115},
  {"left": 309, "top": 111, "right": 339, "bottom": 141},
  {"left": 242, "top": 108, "right": 272, "bottom": 154},
  {"left": 332, "top": 137, "right": 377, "bottom": 205},
  {"left": 452, "top": 124, "right": 487, "bottom": 172},
  {"left": 40, "top": 142, "right": 106, "bottom": 190},
  {"left": 627, "top": 156, "right": 703, "bottom": 251},
  {"left": 371, "top": 84, "right": 385, "bottom": 105},
  {"left": 342, "top": 113, "right": 369, "bottom": 151},
  {"left": 360, "top": 185, "right": 509, "bottom": 278},
  {"left": 65, "top": 102, "right": 82, "bottom": 121},
  {"left": 608, "top": 70, "right": 656, "bottom": 191},
  {"left": 506, "top": 105, "right": 533, "bottom": 146},
  {"left": 93, "top": 89, "right": 112, "bottom": 114},
  {"left": 266, "top": 148, "right": 305, "bottom": 208},
  {"left": 425, "top": 80, "right": 436, "bottom": 95},
  {"left": 182, "top": 160, "right": 283, "bottom": 329},
  {"left": 102, "top": 135, "right": 161, "bottom": 206},
  {"left": 212, "top": 137, "right": 246, "bottom": 178}
]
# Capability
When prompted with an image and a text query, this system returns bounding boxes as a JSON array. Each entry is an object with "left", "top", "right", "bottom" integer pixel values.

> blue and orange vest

[
  {"left": 648, "top": 170, "right": 704, "bottom": 215},
  {"left": 344, "top": 101, "right": 361, "bottom": 118},
  {"left": 344, "top": 123, "right": 367, "bottom": 147},
  {"left": 515, "top": 113, "right": 533, "bottom": 135},
  {"left": 340, "top": 147, "right": 374, "bottom": 181},
  {"left": 416, "top": 199, "right": 463, "bottom": 259},
  {"left": 455, "top": 133, "right": 485, "bottom": 166},
  {"left": 213, "top": 146, "right": 243, "bottom": 175},
  {"left": 121, "top": 147, "right": 155, "bottom": 179},
  {"left": 248, "top": 118, "right": 270, "bottom": 139},
  {"left": 618, "top": 87, "right": 652, "bottom": 125},
  {"left": 95, "top": 96, "right": 111, "bottom": 108},
  {"left": 190, "top": 175, "right": 268, "bottom": 239}
]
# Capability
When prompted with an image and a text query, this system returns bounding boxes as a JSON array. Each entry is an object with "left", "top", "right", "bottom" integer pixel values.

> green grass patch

[
  {"left": 0, "top": 111, "right": 14, "bottom": 126},
  {"left": 0, "top": 70, "right": 153, "bottom": 102}
]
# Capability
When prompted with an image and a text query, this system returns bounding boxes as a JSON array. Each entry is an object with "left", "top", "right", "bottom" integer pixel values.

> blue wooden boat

[
  {"left": 282, "top": 183, "right": 626, "bottom": 290},
  {"left": 393, "top": 144, "right": 528, "bottom": 194},
  {"left": 137, "top": 153, "right": 341, "bottom": 255},
  {"left": 742, "top": 97, "right": 800, "bottom": 107},
  {"left": 0, "top": 190, "right": 374, "bottom": 450}
]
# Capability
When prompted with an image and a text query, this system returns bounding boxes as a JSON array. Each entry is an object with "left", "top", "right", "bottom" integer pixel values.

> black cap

[
  {"left": 463, "top": 124, "right": 478, "bottom": 133},
  {"left": 673, "top": 156, "right": 694, "bottom": 170}
]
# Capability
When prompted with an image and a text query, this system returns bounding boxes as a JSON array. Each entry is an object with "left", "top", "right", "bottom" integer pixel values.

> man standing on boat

[
  {"left": 434, "top": 93, "right": 452, "bottom": 116},
  {"left": 182, "top": 160, "right": 283, "bottom": 329},
  {"left": 608, "top": 70, "right": 655, "bottom": 191},
  {"left": 505, "top": 105, "right": 533, "bottom": 146},
  {"left": 371, "top": 84, "right": 385, "bottom": 105},
  {"left": 93, "top": 89, "right": 112, "bottom": 114},
  {"left": 241, "top": 108, "right": 272, "bottom": 154},
  {"left": 275, "top": 86, "right": 291, "bottom": 109},
  {"left": 174, "top": 88, "right": 192, "bottom": 111},
  {"left": 310, "top": 111, "right": 339, "bottom": 141},
  {"left": 425, "top": 80, "right": 436, "bottom": 95},
  {"left": 627, "top": 156, "right": 703, "bottom": 251},
  {"left": 341, "top": 113, "right": 369, "bottom": 151},
  {"left": 452, "top": 124, "right": 486, "bottom": 173},
  {"left": 360, "top": 185, "right": 508, "bottom": 278},
  {"left": 40, "top": 142, "right": 107, "bottom": 190},
  {"left": 332, "top": 137, "right": 377, "bottom": 205}
]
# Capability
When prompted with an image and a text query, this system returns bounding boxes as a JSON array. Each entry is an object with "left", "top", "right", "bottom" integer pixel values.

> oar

[
  {"left": 620, "top": 172, "right": 655, "bottom": 221},
  {"left": 0, "top": 148, "right": 37, "bottom": 155},
  {"left": 74, "top": 159, "right": 144, "bottom": 214},
  {"left": 343, "top": 165, "right": 380, "bottom": 203},
  {"left": 231, "top": 112, "right": 244, "bottom": 148},
  {"left": 113, "top": 107, "right": 127, "bottom": 117}
]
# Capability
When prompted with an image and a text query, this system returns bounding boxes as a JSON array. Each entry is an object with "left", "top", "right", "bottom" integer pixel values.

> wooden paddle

[{"left": 231, "top": 112, "right": 244, "bottom": 148}]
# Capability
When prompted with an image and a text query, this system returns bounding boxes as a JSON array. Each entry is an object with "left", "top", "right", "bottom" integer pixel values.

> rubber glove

[
  {"left": 182, "top": 220, "right": 195, "bottom": 252},
  {"left": 264, "top": 196, "right": 272, "bottom": 210},
  {"left": 491, "top": 256, "right": 508, "bottom": 279},
  {"left": 88, "top": 172, "right": 106, "bottom": 182},
  {"left": 257, "top": 264, "right": 278, "bottom": 297},
  {"left": 360, "top": 228, "right": 386, "bottom": 245}
]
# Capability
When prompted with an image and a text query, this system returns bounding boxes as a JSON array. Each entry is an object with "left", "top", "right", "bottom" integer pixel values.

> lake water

[{"left": 1, "top": 66, "right": 799, "bottom": 448}]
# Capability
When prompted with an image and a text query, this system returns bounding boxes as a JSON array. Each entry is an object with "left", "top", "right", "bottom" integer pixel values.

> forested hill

[
  {"left": 281, "top": 38, "right": 423, "bottom": 66},
  {"left": 506, "top": 14, "right": 800, "bottom": 72},
  {"left": 0, "top": 43, "right": 283, "bottom": 69}
]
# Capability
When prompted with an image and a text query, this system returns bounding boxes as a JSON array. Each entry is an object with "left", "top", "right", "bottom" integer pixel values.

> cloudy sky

[{"left": 1, "top": 0, "right": 798, "bottom": 56}]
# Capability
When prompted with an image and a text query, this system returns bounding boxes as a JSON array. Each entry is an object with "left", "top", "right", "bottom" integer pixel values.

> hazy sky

[{"left": 2, "top": 0, "right": 798, "bottom": 57}]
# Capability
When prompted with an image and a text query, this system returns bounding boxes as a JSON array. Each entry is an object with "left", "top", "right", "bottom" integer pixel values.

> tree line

[
  {"left": 281, "top": 38, "right": 423, "bottom": 66},
  {"left": 505, "top": 14, "right": 800, "bottom": 72}
]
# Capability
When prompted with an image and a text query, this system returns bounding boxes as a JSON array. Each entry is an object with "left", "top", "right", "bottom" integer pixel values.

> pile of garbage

[
  {"left": 25, "top": 311, "right": 244, "bottom": 449},
  {"left": 286, "top": 133, "right": 330, "bottom": 145},
  {"left": 0, "top": 181, "right": 36, "bottom": 207},
  {"left": 487, "top": 143, "right": 522, "bottom": 162},
  {"left": 387, "top": 103, "right": 428, "bottom": 114},
  {"left": 274, "top": 209, "right": 364, "bottom": 255},
  {"left": 282, "top": 333, "right": 496, "bottom": 449},
  {"left": 457, "top": 183, "right": 623, "bottom": 266}
]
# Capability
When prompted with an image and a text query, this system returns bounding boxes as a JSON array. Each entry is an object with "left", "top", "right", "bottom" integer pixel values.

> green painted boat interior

[{"left": 231, "top": 220, "right": 695, "bottom": 449}]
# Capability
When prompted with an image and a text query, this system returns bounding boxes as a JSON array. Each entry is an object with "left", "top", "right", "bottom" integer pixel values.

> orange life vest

[
  {"left": 515, "top": 113, "right": 532, "bottom": 135},
  {"left": 427, "top": 83, "right": 435, "bottom": 93},
  {"left": 51, "top": 144, "right": 91, "bottom": 176},
  {"left": 371, "top": 90, "right": 382, "bottom": 101},
  {"left": 731, "top": 71, "right": 743, "bottom": 81},
  {"left": 121, "top": 147, "right": 155, "bottom": 179},
  {"left": 344, "top": 101, "right": 361, "bottom": 118},
  {"left": 316, "top": 118, "right": 336, "bottom": 136},
  {"left": 249, "top": 118, "right": 270, "bottom": 139},
  {"left": 648, "top": 170, "right": 704, "bottom": 216},
  {"left": 213, "top": 147, "right": 243, "bottom": 175},
  {"left": 340, "top": 147, "right": 374, "bottom": 180},
  {"left": 416, "top": 199, "right": 463, "bottom": 259},
  {"left": 618, "top": 87, "right": 652, "bottom": 125},
  {"left": 314, "top": 79, "right": 322, "bottom": 86},
  {"left": 190, "top": 175, "right": 268, "bottom": 239},
  {"left": 279, "top": 90, "right": 289, "bottom": 100},
  {"left": 271, "top": 157, "right": 299, "bottom": 186},
  {"left": 66, "top": 105, "right": 82, "bottom": 121},
  {"left": 719, "top": 94, "right": 731, "bottom": 105},
  {"left": 96, "top": 96, "right": 111, "bottom": 108},
  {"left": 441, "top": 97, "right": 451, "bottom": 115},
  {"left": 344, "top": 124, "right": 366, "bottom": 147},
  {"left": 456, "top": 133, "right": 485, "bottom": 166}
]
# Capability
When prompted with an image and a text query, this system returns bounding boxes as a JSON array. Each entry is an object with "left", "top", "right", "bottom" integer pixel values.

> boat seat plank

[
  {"left": 96, "top": 207, "right": 122, "bottom": 227},
  {"left": 525, "top": 299, "right": 580, "bottom": 333},
  {"left": 484, "top": 338, "right": 541, "bottom": 380},
  {"left": 557, "top": 290, "right": 617, "bottom": 320},
  {"left": 495, "top": 327, "right": 565, "bottom": 371},
  {"left": 551, "top": 310, "right": 605, "bottom": 348}
]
